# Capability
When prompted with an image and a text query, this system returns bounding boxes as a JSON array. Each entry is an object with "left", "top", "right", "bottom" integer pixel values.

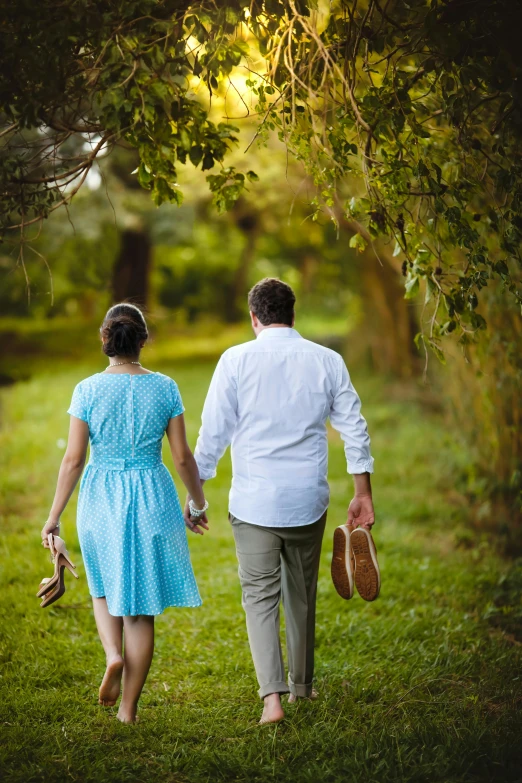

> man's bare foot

[
  {"left": 98, "top": 655, "right": 124, "bottom": 706},
  {"left": 259, "top": 693, "right": 284, "bottom": 725},
  {"left": 288, "top": 688, "right": 319, "bottom": 705}
]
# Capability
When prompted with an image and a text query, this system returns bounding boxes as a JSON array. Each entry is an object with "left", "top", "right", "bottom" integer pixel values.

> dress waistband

[{"left": 88, "top": 456, "right": 163, "bottom": 471}]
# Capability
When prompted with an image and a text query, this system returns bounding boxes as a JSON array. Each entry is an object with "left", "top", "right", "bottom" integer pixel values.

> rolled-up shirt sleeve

[
  {"left": 329, "top": 357, "right": 374, "bottom": 474},
  {"left": 194, "top": 353, "right": 238, "bottom": 480}
]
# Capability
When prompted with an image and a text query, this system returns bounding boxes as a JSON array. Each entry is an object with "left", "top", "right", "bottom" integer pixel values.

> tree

[{"left": 1, "top": 0, "right": 521, "bottom": 356}]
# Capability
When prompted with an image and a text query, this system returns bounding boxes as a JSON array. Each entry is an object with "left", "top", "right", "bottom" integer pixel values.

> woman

[{"left": 41, "top": 303, "right": 208, "bottom": 723}]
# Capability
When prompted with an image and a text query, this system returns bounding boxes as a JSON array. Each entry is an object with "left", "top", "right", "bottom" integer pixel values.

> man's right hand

[{"left": 347, "top": 493, "right": 375, "bottom": 529}]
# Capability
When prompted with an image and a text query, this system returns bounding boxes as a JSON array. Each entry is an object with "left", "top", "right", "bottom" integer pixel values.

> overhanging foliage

[{"left": 1, "top": 0, "right": 521, "bottom": 355}]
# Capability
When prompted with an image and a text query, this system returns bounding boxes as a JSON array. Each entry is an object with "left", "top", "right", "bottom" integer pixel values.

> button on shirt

[{"left": 194, "top": 327, "right": 374, "bottom": 527}]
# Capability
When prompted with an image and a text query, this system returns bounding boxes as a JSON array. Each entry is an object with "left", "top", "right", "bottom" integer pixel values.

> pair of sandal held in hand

[{"left": 37, "top": 534, "right": 79, "bottom": 608}]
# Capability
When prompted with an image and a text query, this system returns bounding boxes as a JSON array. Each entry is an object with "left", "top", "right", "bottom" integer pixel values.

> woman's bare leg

[
  {"left": 92, "top": 597, "right": 124, "bottom": 706},
  {"left": 117, "top": 615, "right": 155, "bottom": 723}
]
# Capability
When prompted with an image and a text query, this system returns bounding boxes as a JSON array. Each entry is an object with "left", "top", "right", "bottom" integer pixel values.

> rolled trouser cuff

[
  {"left": 288, "top": 676, "right": 314, "bottom": 698},
  {"left": 258, "top": 681, "right": 291, "bottom": 699}
]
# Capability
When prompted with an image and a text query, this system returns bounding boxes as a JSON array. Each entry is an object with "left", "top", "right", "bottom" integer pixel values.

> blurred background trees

[{"left": 1, "top": 0, "right": 521, "bottom": 547}]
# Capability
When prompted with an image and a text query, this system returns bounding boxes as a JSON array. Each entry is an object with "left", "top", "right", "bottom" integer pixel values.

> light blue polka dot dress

[{"left": 68, "top": 372, "right": 202, "bottom": 617}]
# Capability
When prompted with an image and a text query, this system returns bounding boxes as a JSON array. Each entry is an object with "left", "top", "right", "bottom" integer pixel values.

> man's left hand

[{"left": 347, "top": 494, "right": 375, "bottom": 530}]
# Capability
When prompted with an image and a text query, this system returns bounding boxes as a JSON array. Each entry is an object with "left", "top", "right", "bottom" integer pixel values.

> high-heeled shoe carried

[{"left": 38, "top": 534, "right": 79, "bottom": 608}]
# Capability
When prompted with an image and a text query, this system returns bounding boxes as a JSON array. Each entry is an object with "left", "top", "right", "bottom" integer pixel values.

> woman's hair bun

[{"left": 100, "top": 303, "right": 148, "bottom": 358}]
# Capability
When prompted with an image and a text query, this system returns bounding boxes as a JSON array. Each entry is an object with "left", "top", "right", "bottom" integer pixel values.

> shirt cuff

[
  {"left": 347, "top": 457, "right": 374, "bottom": 474},
  {"left": 195, "top": 460, "right": 217, "bottom": 481}
]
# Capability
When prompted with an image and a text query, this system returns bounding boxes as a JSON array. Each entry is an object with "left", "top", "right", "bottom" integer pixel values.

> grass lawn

[{"left": 1, "top": 357, "right": 521, "bottom": 782}]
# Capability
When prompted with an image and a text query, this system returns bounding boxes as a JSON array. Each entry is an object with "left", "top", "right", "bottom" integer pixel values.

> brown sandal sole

[
  {"left": 331, "top": 526, "right": 354, "bottom": 599},
  {"left": 351, "top": 528, "right": 380, "bottom": 602}
]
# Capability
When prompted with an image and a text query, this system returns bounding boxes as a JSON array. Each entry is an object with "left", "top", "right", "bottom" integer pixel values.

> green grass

[{"left": 1, "top": 356, "right": 521, "bottom": 783}]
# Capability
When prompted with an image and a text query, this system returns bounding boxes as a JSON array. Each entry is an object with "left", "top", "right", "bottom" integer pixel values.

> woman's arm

[
  {"left": 166, "top": 414, "right": 208, "bottom": 535},
  {"left": 41, "top": 415, "right": 89, "bottom": 547}
]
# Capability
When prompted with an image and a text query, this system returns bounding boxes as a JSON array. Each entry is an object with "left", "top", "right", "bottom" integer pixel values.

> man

[{"left": 187, "top": 278, "right": 375, "bottom": 724}]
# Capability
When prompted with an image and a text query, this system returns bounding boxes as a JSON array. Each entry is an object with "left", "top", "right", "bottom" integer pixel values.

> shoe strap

[
  {"left": 49, "top": 534, "right": 75, "bottom": 568},
  {"left": 48, "top": 533, "right": 57, "bottom": 563}
]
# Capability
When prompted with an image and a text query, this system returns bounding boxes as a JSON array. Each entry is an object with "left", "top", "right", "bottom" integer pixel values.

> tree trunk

[
  {"left": 111, "top": 228, "right": 151, "bottom": 307},
  {"left": 226, "top": 203, "right": 259, "bottom": 322},
  {"left": 335, "top": 203, "right": 419, "bottom": 377},
  {"left": 358, "top": 248, "right": 418, "bottom": 376}
]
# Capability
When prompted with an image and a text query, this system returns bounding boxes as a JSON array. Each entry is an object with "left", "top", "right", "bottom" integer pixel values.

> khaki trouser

[{"left": 230, "top": 511, "right": 327, "bottom": 699}]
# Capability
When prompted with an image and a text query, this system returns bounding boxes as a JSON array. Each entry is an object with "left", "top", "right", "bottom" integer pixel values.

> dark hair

[
  {"left": 100, "top": 303, "right": 148, "bottom": 357},
  {"left": 247, "top": 278, "right": 296, "bottom": 326}
]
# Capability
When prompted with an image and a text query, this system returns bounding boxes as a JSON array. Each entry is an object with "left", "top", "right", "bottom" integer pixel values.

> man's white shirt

[{"left": 194, "top": 327, "right": 374, "bottom": 527}]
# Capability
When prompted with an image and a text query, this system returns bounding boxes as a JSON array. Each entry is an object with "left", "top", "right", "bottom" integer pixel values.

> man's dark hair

[{"left": 248, "top": 278, "right": 296, "bottom": 326}]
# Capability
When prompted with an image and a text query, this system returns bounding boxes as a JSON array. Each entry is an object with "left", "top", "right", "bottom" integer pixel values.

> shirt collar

[{"left": 256, "top": 327, "right": 301, "bottom": 340}]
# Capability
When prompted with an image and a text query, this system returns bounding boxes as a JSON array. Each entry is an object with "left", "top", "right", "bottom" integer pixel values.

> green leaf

[
  {"left": 189, "top": 145, "right": 203, "bottom": 167},
  {"left": 470, "top": 312, "right": 487, "bottom": 330},
  {"left": 347, "top": 197, "right": 359, "bottom": 217},
  {"left": 246, "top": 170, "right": 259, "bottom": 182},
  {"left": 409, "top": 119, "right": 431, "bottom": 139},
  {"left": 179, "top": 128, "right": 191, "bottom": 151},
  {"left": 193, "top": 56, "right": 203, "bottom": 77},
  {"left": 202, "top": 152, "right": 214, "bottom": 171},
  {"left": 404, "top": 275, "right": 420, "bottom": 299},
  {"left": 137, "top": 162, "right": 152, "bottom": 187},
  {"left": 425, "top": 276, "right": 437, "bottom": 304},
  {"left": 349, "top": 233, "right": 367, "bottom": 253},
  {"left": 428, "top": 341, "right": 446, "bottom": 364}
]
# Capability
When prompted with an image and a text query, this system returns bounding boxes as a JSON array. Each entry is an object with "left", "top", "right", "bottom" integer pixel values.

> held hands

[
  {"left": 347, "top": 493, "right": 375, "bottom": 530},
  {"left": 183, "top": 498, "right": 209, "bottom": 535},
  {"left": 41, "top": 518, "right": 60, "bottom": 548}
]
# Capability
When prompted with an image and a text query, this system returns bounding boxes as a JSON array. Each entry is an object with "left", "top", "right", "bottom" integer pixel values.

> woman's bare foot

[
  {"left": 259, "top": 693, "right": 284, "bottom": 725},
  {"left": 288, "top": 688, "right": 319, "bottom": 705},
  {"left": 98, "top": 655, "right": 124, "bottom": 706},
  {"left": 116, "top": 709, "right": 139, "bottom": 724}
]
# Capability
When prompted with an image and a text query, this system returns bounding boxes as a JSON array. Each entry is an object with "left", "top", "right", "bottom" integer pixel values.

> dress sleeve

[
  {"left": 68, "top": 383, "right": 88, "bottom": 422},
  {"left": 169, "top": 379, "right": 185, "bottom": 419}
]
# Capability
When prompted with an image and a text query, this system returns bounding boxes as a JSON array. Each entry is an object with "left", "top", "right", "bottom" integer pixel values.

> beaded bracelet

[{"left": 188, "top": 499, "right": 209, "bottom": 518}]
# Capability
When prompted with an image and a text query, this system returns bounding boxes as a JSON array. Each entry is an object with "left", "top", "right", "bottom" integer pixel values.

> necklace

[{"left": 107, "top": 360, "right": 142, "bottom": 368}]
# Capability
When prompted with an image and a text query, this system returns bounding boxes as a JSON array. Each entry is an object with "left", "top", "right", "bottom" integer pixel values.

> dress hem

[{"left": 90, "top": 593, "right": 203, "bottom": 617}]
